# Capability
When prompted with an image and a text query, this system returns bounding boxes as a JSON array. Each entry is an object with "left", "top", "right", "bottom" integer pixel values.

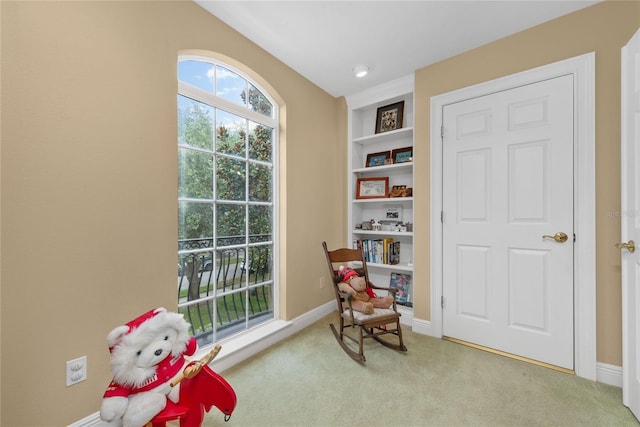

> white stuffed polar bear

[{"left": 100, "top": 307, "right": 197, "bottom": 427}]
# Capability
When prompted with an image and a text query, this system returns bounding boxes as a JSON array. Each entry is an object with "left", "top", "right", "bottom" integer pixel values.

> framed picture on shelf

[
  {"left": 366, "top": 150, "right": 391, "bottom": 167},
  {"left": 392, "top": 146, "right": 413, "bottom": 164},
  {"left": 389, "top": 272, "right": 412, "bottom": 306},
  {"left": 385, "top": 205, "right": 402, "bottom": 221},
  {"left": 356, "top": 177, "right": 389, "bottom": 199},
  {"left": 375, "top": 101, "right": 404, "bottom": 134}
]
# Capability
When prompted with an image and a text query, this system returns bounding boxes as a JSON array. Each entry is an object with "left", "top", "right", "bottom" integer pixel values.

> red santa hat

[
  {"left": 338, "top": 266, "right": 359, "bottom": 282},
  {"left": 125, "top": 307, "right": 166, "bottom": 332},
  {"left": 107, "top": 307, "right": 167, "bottom": 352}
]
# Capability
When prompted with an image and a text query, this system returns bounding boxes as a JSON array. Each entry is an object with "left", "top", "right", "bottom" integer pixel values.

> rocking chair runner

[{"left": 322, "top": 241, "right": 407, "bottom": 362}]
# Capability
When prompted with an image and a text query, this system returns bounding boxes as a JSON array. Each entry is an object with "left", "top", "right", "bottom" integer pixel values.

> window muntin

[{"left": 177, "top": 56, "right": 277, "bottom": 346}]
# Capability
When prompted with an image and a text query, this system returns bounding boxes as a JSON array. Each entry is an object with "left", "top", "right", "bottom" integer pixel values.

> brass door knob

[
  {"left": 615, "top": 240, "right": 635, "bottom": 253},
  {"left": 542, "top": 232, "right": 568, "bottom": 243}
]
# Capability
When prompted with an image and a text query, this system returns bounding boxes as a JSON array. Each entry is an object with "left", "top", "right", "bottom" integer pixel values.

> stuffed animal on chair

[
  {"left": 337, "top": 266, "right": 394, "bottom": 314},
  {"left": 100, "top": 307, "right": 197, "bottom": 427}
]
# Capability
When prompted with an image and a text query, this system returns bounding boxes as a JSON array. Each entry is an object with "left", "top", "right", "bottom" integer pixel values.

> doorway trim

[{"left": 429, "top": 52, "right": 596, "bottom": 380}]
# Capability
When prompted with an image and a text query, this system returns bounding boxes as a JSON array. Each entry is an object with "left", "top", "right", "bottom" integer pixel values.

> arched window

[{"left": 177, "top": 56, "right": 278, "bottom": 346}]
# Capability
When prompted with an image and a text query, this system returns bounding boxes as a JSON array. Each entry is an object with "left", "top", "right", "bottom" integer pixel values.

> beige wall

[
  {"left": 412, "top": 0, "right": 640, "bottom": 367},
  {"left": 0, "top": 1, "right": 344, "bottom": 425}
]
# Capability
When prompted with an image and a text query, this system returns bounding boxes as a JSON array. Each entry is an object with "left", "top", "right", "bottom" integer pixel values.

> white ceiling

[{"left": 195, "top": 1, "right": 600, "bottom": 98}]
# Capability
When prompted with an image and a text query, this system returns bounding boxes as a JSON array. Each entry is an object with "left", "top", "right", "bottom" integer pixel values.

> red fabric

[
  {"left": 150, "top": 364, "right": 237, "bottom": 427},
  {"left": 340, "top": 267, "right": 378, "bottom": 298},
  {"left": 103, "top": 338, "right": 197, "bottom": 398},
  {"left": 339, "top": 267, "right": 359, "bottom": 282},
  {"left": 126, "top": 308, "right": 164, "bottom": 333},
  {"left": 108, "top": 308, "right": 166, "bottom": 353}
]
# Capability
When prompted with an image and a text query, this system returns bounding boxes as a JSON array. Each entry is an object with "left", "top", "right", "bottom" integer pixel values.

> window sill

[{"left": 195, "top": 319, "right": 293, "bottom": 372}]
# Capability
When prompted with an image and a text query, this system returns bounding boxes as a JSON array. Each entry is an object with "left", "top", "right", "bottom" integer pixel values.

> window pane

[
  {"left": 250, "top": 283, "right": 273, "bottom": 318},
  {"left": 249, "top": 163, "right": 272, "bottom": 202},
  {"left": 248, "top": 245, "right": 272, "bottom": 283},
  {"left": 249, "top": 205, "right": 272, "bottom": 242},
  {"left": 179, "top": 302, "right": 215, "bottom": 346},
  {"left": 179, "top": 148, "right": 213, "bottom": 199},
  {"left": 216, "top": 203, "right": 246, "bottom": 241},
  {"left": 178, "top": 60, "right": 214, "bottom": 93},
  {"left": 216, "top": 157, "right": 246, "bottom": 201},
  {"left": 247, "top": 83, "right": 273, "bottom": 117},
  {"left": 178, "top": 201, "right": 213, "bottom": 240},
  {"left": 216, "top": 110, "right": 246, "bottom": 157},
  {"left": 248, "top": 121, "right": 272, "bottom": 162},
  {"left": 217, "top": 247, "right": 247, "bottom": 287},
  {"left": 178, "top": 96, "right": 214, "bottom": 150},
  {"left": 216, "top": 66, "right": 246, "bottom": 107},
  {"left": 178, "top": 250, "right": 214, "bottom": 302},
  {"left": 216, "top": 290, "right": 247, "bottom": 340}
]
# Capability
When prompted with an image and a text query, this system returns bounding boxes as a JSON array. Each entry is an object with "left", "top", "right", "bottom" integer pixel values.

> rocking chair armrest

[
  {"left": 338, "top": 293, "right": 356, "bottom": 324},
  {"left": 337, "top": 291, "right": 353, "bottom": 300},
  {"left": 367, "top": 283, "right": 398, "bottom": 295}
]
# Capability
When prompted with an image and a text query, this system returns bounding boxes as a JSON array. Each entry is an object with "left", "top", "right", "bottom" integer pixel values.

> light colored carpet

[{"left": 203, "top": 314, "right": 638, "bottom": 427}]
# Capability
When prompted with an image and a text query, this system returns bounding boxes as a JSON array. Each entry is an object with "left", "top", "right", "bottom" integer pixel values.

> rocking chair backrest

[{"left": 321, "top": 242, "right": 370, "bottom": 287}]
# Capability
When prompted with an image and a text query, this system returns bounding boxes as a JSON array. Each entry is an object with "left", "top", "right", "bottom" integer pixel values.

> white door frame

[{"left": 430, "top": 52, "right": 596, "bottom": 380}]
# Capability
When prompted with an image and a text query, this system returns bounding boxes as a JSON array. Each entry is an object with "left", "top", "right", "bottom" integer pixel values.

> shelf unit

[{"left": 346, "top": 75, "right": 414, "bottom": 320}]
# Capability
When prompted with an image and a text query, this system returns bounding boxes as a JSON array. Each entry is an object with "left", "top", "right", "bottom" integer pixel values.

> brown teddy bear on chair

[{"left": 337, "top": 266, "right": 394, "bottom": 314}]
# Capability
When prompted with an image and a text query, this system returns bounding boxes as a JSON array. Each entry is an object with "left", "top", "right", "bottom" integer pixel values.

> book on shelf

[
  {"left": 354, "top": 238, "right": 400, "bottom": 265},
  {"left": 389, "top": 241, "right": 400, "bottom": 265},
  {"left": 389, "top": 272, "right": 412, "bottom": 307}
]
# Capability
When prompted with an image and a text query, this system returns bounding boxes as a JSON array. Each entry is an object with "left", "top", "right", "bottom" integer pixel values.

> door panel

[
  {"left": 458, "top": 245, "right": 490, "bottom": 320},
  {"left": 509, "top": 141, "right": 548, "bottom": 222},
  {"left": 443, "top": 75, "right": 574, "bottom": 369},
  {"left": 509, "top": 248, "right": 548, "bottom": 331}
]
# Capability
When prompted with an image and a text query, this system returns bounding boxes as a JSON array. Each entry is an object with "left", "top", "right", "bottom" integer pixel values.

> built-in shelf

[
  {"left": 347, "top": 74, "right": 415, "bottom": 314},
  {"left": 353, "top": 230, "right": 413, "bottom": 237},
  {"left": 353, "top": 162, "right": 413, "bottom": 174},
  {"left": 351, "top": 261, "right": 414, "bottom": 272},
  {"left": 353, "top": 126, "right": 413, "bottom": 145},
  {"left": 353, "top": 197, "right": 413, "bottom": 204}
]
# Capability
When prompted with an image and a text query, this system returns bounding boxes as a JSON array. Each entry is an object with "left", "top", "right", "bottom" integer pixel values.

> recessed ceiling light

[{"left": 353, "top": 65, "right": 369, "bottom": 78}]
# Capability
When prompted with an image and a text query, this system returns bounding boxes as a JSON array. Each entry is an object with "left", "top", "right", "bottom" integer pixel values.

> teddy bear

[
  {"left": 337, "top": 266, "right": 394, "bottom": 314},
  {"left": 100, "top": 307, "right": 197, "bottom": 427}
]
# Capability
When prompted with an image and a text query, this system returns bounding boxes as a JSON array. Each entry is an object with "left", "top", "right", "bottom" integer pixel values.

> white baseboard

[
  {"left": 69, "top": 301, "right": 336, "bottom": 427},
  {"left": 411, "top": 317, "right": 433, "bottom": 336},
  {"left": 597, "top": 362, "right": 622, "bottom": 388},
  {"left": 68, "top": 412, "right": 104, "bottom": 427}
]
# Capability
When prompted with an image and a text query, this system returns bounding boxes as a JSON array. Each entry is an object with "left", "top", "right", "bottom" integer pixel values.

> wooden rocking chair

[{"left": 322, "top": 241, "right": 407, "bottom": 362}]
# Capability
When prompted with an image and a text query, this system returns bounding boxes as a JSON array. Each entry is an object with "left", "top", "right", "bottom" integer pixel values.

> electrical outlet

[
  {"left": 319, "top": 276, "right": 327, "bottom": 289},
  {"left": 66, "top": 356, "right": 87, "bottom": 386}
]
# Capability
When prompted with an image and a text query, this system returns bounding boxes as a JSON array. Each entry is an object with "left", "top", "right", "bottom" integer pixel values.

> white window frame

[{"left": 177, "top": 54, "right": 280, "bottom": 346}]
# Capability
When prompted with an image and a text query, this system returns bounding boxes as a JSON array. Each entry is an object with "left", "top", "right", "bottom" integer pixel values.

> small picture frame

[
  {"left": 392, "top": 146, "right": 413, "bottom": 164},
  {"left": 356, "top": 177, "right": 389, "bottom": 199},
  {"left": 366, "top": 151, "right": 391, "bottom": 167},
  {"left": 385, "top": 205, "right": 402, "bottom": 221},
  {"left": 375, "top": 101, "right": 404, "bottom": 134}
]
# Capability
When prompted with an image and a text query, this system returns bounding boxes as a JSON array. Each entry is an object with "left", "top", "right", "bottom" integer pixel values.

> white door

[
  {"left": 621, "top": 27, "right": 640, "bottom": 421},
  {"left": 442, "top": 75, "right": 575, "bottom": 370}
]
